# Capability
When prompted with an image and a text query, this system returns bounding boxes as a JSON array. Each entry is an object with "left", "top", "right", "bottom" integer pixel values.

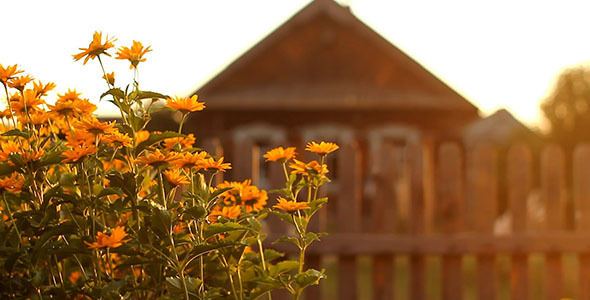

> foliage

[
  {"left": 541, "top": 65, "right": 590, "bottom": 149},
  {"left": 0, "top": 32, "right": 337, "bottom": 300}
]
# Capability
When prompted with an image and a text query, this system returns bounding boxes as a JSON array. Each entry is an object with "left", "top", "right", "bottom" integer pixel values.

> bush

[{"left": 0, "top": 32, "right": 338, "bottom": 300}]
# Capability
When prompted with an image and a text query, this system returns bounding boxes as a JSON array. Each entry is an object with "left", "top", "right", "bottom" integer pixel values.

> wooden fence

[{"left": 204, "top": 136, "right": 590, "bottom": 300}]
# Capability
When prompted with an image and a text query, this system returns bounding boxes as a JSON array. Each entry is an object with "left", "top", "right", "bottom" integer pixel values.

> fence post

[
  {"left": 471, "top": 144, "right": 497, "bottom": 300},
  {"left": 437, "top": 143, "right": 464, "bottom": 300},
  {"left": 507, "top": 143, "right": 531, "bottom": 300}
]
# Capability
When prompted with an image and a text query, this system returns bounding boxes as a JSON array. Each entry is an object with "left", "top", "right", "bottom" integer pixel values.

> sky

[{"left": 2, "top": 0, "right": 590, "bottom": 129}]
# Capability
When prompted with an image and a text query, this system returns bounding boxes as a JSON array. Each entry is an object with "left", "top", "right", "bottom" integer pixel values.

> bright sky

[{"left": 3, "top": 0, "right": 590, "bottom": 129}]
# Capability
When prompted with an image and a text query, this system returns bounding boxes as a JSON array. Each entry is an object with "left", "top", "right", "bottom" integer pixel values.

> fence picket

[
  {"left": 472, "top": 144, "right": 497, "bottom": 300},
  {"left": 436, "top": 143, "right": 464, "bottom": 300},
  {"left": 574, "top": 144, "right": 590, "bottom": 299},
  {"left": 409, "top": 141, "right": 426, "bottom": 300},
  {"left": 507, "top": 143, "right": 531, "bottom": 300},
  {"left": 542, "top": 145, "right": 566, "bottom": 300},
  {"left": 337, "top": 141, "right": 362, "bottom": 300},
  {"left": 372, "top": 141, "right": 399, "bottom": 300}
]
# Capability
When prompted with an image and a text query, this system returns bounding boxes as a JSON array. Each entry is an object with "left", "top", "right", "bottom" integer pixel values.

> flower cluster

[{"left": 0, "top": 32, "right": 335, "bottom": 300}]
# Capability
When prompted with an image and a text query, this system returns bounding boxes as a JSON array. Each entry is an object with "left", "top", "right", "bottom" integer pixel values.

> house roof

[
  {"left": 463, "top": 109, "right": 541, "bottom": 147},
  {"left": 194, "top": 0, "right": 478, "bottom": 113}
]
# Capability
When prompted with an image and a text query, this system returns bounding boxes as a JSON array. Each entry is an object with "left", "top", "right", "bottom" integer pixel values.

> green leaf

[
  {"left": 208, "top": 187, "right": 234, "bottom": 202},
  {"left": 183, "top": 206, "right": 206, "bottom": 221},
  {"left": 96, "top": 187, "right": 124, "bottom": 200},
  {"left": 263, "top": 249, "right": 284, "bottom": 262},
  {"left": 269, "top": 260, "right": 299, "bottom": 277},
  {"left": 100, "top": 88, "right": 125, "bottom": 100},
  {"left": 308, "top": 197, "right": 328, "bottom": 214},
  {"left": 33, "top": 149, "right": 64, "bottom": 170},
  {"left": 150, "top": 208, "right": 172, "bottom": 235},
  {"left": 135, "top": 90, "right": 168, "bottom": 100},
  {"left": 0, "top": 163, "right": 18, "bottom": 176},
  {"left": 270, "top": 211, "right": 295, "bottom": 225},
  {"left": 272, "top": 236, "right": 300, "bottom": 248},
  {"left": 295, "top": 269, "right": 326, "bottom": 289},
  {"left": 2, "top": 129, "right": 31, "bottom": 139},
  {"left": 304, "top": 232, "right": 327, "bottom": 247},
  {"left": 135, "top": 131, "right": 184, "bottom": 156},
  {"left": 203, "top": 222, "right": 247, "bottom": 240}
]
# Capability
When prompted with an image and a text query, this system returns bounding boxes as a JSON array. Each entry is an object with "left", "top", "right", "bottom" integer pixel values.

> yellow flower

[
  {"left": 305, "top": 141, "right": 339, "bottom": 156},
  {"left": 163, "top": 169, "right": 190, "bottom": 186},
  {"left": 62, "top": 144, "right": 98, "bottom": 163},
  {"left": 200, "top": 156, "right": 231, "bottom": 172},
  {"left": 84, "top": 226, "right": 130, "bottom": 249},
  {"left": 273, "top": 197, "right": 310, "bottom": 212},
  {"left": 263, "top": 146, "right": 297, "bottom": 162},
  {"left": 115, "top": 40, "right": 151, "bottom": 69},
  {"left": 289, "top": 159, "right": 328, "bottom": 177},
  {"left": 103, "top": 72, "right": 115, "bottom": 86},
  {"left": 166, "top": 95, "right": 205, "bottom": 114},
  {"left": 73, "top": 31, "right": 116, "bottom": 64},
  {"left": 0, "top": 64, "right": 23, "bottom": 83}
]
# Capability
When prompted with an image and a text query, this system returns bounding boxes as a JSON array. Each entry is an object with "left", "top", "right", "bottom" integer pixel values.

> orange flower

[
  {"left": 62, "top": 144, "right": 98, "bottom": 163},
  {"left": 263, "top": 146, "right": 297, "bottom": 162},
  {"left": 289, "top": 159, "right": 328, "bottom": 177},
  {"left": 136, "top": 130, "right": 150, "bottom": 145},
  {"left": 173, "top": 222, "right": 186, "bottom": 234},
  {"left": 163, "top": 169, "right": 190, "bottom": 186},
  {"left": 136, "top": 149, "right": 176, "bottom": 167},
  {"left": 305, "top": 141, "right": 339, "bottom": 156},
  {"left": 73, "top": 31, "right": 116, "bottom": 64},
  {"left": 7, "top": 75, "right": 33, "bottom": 91},
  {"left": 172, "top": 151, "right": 207, "bottom": 170},
  {"left": 241, "top": 185, "right": 268, "bottom": 212},
  {"left": 68, "top": 271, "right": 82, "bottom": 283},
  {"left": 78, "top": 117, "right": 116, "bottom": 136},
  {"left": 200, "top": 156, "right": 231, "bottom": 172},
  {"left": 273, "top": 197, "right": 310, "bottom": 212},
  {"left": 115, "top": 40, "right": 151, "bottom": 69},
  {"left": 84, "top": 226, "right": 130, "bottom": 249},
  {"left": 208, "top": 205, "right": 241, "bottom": 223},
  {"left": 0, "top": 64, "right": 23, "bottom": 83},
  {"left": 33, "top": 81, "right": 56, "bottom": 97},
  {"left": 103, "top": 72, "right": 115, "bottom": 86},
  {"left": 0, "top": 172, "right": 25, "bottom": 193},
  {"left": 103, "top": 131, "right": 133, "bottom": 148},
  {"left": 166, "top": 95, "right": 205, "bottom": 114},
  {"left": 10, "top": 89, "right": 45, "bottom": 115},
  {"left": 163, "top": 134, "right": 195, "bottom": 150},
  {"left": 66, "top": 130, "right": 95, "bottom": 147}
]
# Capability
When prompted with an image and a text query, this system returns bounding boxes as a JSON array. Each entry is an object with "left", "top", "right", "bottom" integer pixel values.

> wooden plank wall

[{"left": 225, "top": 134, "right": 590, "bottom": 300}]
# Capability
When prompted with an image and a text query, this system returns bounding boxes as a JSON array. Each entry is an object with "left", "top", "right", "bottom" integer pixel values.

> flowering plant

[{"left": 0, "top": 32, "right": 337, "bottom": 299}]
